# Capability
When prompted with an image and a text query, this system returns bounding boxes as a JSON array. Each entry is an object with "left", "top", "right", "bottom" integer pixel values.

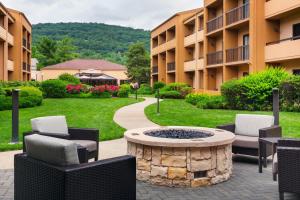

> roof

[
  {"left": 42, "top": 59, "right": 127, "bottom": 71},
  {"left": 151, "top": 8, "right": 203, "bottom": 33},
  {"left": 0, "top": 2, "right": 15, "bottom": 22},
  {"left": 7, "top": 8, "right": 32, "bottom": 27}
]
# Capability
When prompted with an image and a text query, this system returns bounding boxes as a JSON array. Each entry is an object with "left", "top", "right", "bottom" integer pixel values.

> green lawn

[
  {"left": 145, "top": 99, "right": 300, "bottom": 138},
  {"left": 0, "top": 98, "right": 140, "bottom": 151}
]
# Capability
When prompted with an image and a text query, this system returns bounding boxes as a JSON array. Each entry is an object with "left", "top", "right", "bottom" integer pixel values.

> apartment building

[
  {"left": 0, "top": 3, "right": 32, "bottom": 82},
  {"left": 151, "top": 0, "right": 300, "bottom": 93}
]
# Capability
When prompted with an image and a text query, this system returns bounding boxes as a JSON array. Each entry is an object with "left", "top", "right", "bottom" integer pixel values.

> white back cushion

[
  {"left": 31, "top": 116, "right": 69, "bottom": 136},
  {"left": 25, "top": 134, "right": 79, "bottom": 166},
  {"left": 235, "top": 114, "right": 274, "bottom": 137}
]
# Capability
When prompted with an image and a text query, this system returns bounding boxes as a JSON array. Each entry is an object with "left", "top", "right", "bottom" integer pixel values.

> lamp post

[
  {"left": 11, "top": 89, "right": 20, "bottom": 144},
  {"left": 157, "top": 88, "right": 160, "bottom": 115},
  {"left": 273, "top": 88, "right": 279, "bottom": 126},
  {"left": 131, "top": 82, "right": 139, "bottom": 100}
]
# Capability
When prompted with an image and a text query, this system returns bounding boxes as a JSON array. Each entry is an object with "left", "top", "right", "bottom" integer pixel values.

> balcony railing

[
  {"left": 27, "top": 42, "right": 31, "bottom": 50},
  {"left": 152, "top": 66, "right": 158, "bottom": 74},
  {"left": 22, "top": 62, "right": 27, "bottom": 71},
  {"left": 266, "top": 35, "right": 300, "bottom": 46},
  {"left": 226, "top": 3, "right": 249, "bottom": 26},
  {"left": 226, "top": 45, "right": 249, "bottom": 63},
  {"left": 207, "top": 15, "right": 223, "bottom": 33},
  {"left": 167, "top": 62, "right": 176, "bottom": 72},
  {"left": 22, "top": 38, "right": 27, "bottom": 48},
  {"left": 207, "top": 51, "right": 223, "bottom": 65}
]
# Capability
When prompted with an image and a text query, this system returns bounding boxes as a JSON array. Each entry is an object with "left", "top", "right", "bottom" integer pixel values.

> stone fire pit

[{"left": 125, "top": 126, "right": 235, "bottom": 187}]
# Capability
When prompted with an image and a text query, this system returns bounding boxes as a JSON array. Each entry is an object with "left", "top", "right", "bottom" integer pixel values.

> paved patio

[
  {"left": 0, "top": 98, "right": 299, "bottom": 199},
  {"left": 1, "top": 157, "right": 299, "bottom": 200}
]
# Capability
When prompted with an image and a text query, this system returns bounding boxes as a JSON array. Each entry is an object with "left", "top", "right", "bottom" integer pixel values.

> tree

[
  {"left": 33, "top": 37, "right": 78, "bottom": 69},
  {"left": 125, "top": 42, "right": 150, "bottom": 84},
  {"left": 34, "top": 37, "right": 58, "bottom": 69},
  {"left": 56, "top": 38, "right": 78, "bottom": 63}
]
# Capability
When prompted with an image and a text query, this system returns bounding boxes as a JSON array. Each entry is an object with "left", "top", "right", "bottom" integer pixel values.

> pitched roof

[{"left": 42, "top": 59, "right": 126, "bottom": 71}]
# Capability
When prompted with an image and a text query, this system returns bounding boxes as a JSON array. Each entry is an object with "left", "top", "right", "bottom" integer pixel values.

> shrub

[
  {"left": 0, "top": 86, "right": 43, "bottom": 111},
  {"left": 58, "top": 73, "right": 80, "bottom": 84},
  {"left": 66, "top": 84, "right": 84, "bottom": 94},
  {"left": 185, "top": 93, "right": 210, "bottom": 105},
  {"left": 90, "top": 85, "right": 119, "bottom": 98},
  {"left": 137, "top": 84, "right": 153, "bottom": 95},
  {"left": 221, "top": 68, "right": 289, "bottom": 111},
  {"left": 197, "top": 96, "right": 226, "bottom": 109},
  {"left": 280, "top": 76, "right": 300, "bottom": 112},
  {"left": 158, "top": 82, "right": 192, "bottom": 99},
  {"left": 41, "top": 79, "right": 67, "bottom": 98},
  {"left": 0, "top": 81, "right": 41, "bottom": 88},
  {"left": 158, "top": 90, "right": 182, "bottom": 99},
  {"left": 153, "top": 81, "right": 165, "bottom": 90},
  {"left": 117, "top": 84, "right": 131, "bottom": 97}
]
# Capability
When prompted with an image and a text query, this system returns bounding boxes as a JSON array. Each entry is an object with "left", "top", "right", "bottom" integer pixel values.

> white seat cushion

[
  {"left": 233, "top": 135, "right": 259, "bottom": 149},
  {"left": 31, "top": 116, "right": 69, "bottom": 136},
  {"left": 235, "top": 114, "right": 274, "bottom": 137},
  {"left": 25, "top": 134, "right": 79, "bottom": 166},
  {"left": 72, "top": 140, "right": 97, "bottom": 152}
]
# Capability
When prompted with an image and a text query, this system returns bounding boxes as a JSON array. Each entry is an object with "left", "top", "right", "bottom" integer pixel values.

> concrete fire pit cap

[{"left": 124, "top": 126, "right": 235, "bottom": 148}]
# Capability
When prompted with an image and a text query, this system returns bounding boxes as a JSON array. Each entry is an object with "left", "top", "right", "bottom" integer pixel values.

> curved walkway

[{"left": 113, "top": 97, "right": 159, "bottom": 130}]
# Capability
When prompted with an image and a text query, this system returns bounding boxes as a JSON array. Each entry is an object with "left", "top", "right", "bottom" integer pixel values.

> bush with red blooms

[
  {"left": 66, "top": 84, "right": 84, "bottom": 94},
  {"left": 90, "top": 85, "right": 120, "bottom": 97}
]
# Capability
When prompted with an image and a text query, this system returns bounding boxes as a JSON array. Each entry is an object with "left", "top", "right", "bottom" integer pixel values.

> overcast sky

[{"left": 2, "top": 0, "right": 203, "bottom": 30}]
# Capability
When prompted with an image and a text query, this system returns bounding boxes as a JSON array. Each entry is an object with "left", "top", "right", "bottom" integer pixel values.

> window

[
  {"left": 293, "top": 23, "right": 300, "bottom": 40},
  {"left": 293, "top": 69, "right": 300, "bottom": 75}
]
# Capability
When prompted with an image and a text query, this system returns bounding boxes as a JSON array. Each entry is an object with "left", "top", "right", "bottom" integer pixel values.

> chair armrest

[
  {"left": 216, "top": 124, "right": 235, "bottom": 133},
  {"left": 259, "top": 125, "right": 282, "bottom": 138},
  {"left": 278, "top": 139, "right": 300, "bottom": 147},
  {"left": 68, "top": 128, "right": 99, "bottom": 142},
  {"left": 23, "top": 131, "right": 70, "bottom": 152},
  {"left": 64, "top": 155, "right": 136, "bottom": 200}
]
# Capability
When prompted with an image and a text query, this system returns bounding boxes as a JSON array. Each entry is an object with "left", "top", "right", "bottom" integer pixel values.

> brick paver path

[{"left": 2, "top": 158, "right": 299, "bottom": 200}]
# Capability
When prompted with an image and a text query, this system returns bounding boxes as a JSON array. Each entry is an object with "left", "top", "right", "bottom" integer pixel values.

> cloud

[{"left": 2, "top": 0, "right": 203, "bottom": 30}]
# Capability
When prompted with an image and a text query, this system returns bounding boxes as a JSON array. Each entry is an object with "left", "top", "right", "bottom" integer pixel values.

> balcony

[
  {"left": 152, "top": 66, "right": 158, "bottom": 74},
  {"left": 265, "top": 0, "right": 300, "bottom": 19},
  {"left": 184, "top": 33, "right": 196, "bottom": 47},
  {"left": 27, "top": 64, "right": 31, "bottom": 71},
  {"left": 207, "top": 15, "right": 223, "bottom": 34},
  {"left": 197, "top": 58, "right": 204, "bottom": 69},
  {"left": 7, "top": 60, "right": 14, "bottom": 71},
  {"left": 23, "top": 62, "right": 27, "bottom": 71},
  {"left": 207, "top": 51, "right": 223, "bottom": 66},
  {"left": 226, "top": 45, "right": 249, "bottom": 63},
  {"left": 265, "top": 36, "right": 300, "bottom": 62},
  {"left": 167, "top": 62, "right": 176, "bottom": 72},
  {"left": 197, "top": 30, "right": 204, "bottom": 42},
  {"left": 23, "top": 38, "right": 27, "bottom": 48},
  {"left": 7, "top": 32, "right": 14, "bottom": 46},
  {"left": 27, "top": 42, "right": 31, "bottom": 50},
  {"left": 226, "top": 3, "right": 249, "bottom": 26},
  {"left": 184, "top": 60, "right": 196, "bottom": 72},
  {"left": 0, "top": 25, "right": 6, "bottom": 41}
]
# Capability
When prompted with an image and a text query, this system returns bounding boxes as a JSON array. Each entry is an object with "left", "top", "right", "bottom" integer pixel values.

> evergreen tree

[{"left": 125, "top": 42, "right": 150, "bottom": 84}]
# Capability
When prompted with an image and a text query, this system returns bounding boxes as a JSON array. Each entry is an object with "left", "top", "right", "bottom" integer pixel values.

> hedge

[
  {"left": 58, "top": 73, "right": 80, "bottom": 84},
  {"left": 0, "top": 86, "right": 43, "bottom": 111},
  {"left": 221, "top": 68, "right": 289, "bottom": 111},
  {"left": 41, "top": 79, "right": 68, "bottom": 98},
  {"left": 158, "top": 82, "right": 192, "bottom": 99}
]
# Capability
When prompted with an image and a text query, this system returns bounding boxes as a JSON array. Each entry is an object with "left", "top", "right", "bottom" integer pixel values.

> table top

[{"left": 259, "top": 137, "right": 281, "bottom": 145}]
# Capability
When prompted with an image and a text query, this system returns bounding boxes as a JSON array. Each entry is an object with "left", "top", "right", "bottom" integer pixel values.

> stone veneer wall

[{"left": 127, "top": 142, "right": 232, "bottom": 187}]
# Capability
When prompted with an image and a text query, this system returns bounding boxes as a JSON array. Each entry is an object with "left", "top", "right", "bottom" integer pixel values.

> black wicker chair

[
  {"left": 277, "top": 139, "right": 300, "bottom": 200},
  {"left": 15, "top": 153, "right": 136, "bottom": 200},
  {"left": 23, "top": 127, "right": 99, "bottom": 161},
  {"left": 217, "top": 114, "right": 282, "bottom": 164}
]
